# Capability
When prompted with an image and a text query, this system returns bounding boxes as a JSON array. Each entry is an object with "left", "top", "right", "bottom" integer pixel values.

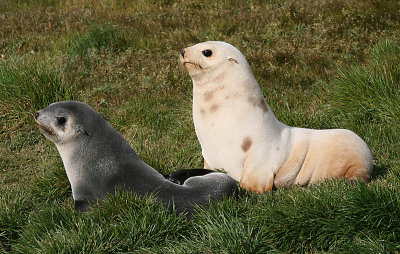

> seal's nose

[
  {"left": 34, "top": 112, "right": 39, "bottom": 120},
  {"left": 180, "top": 49, "right": 185, "bottom": 57}
]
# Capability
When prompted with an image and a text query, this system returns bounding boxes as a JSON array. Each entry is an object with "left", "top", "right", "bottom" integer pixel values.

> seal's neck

[
  {"left": 56, "top": 142, "right": 79, "bottom": 172},
  {"left": 191, "top": 67, "right": 226, "bottom": 87},
  {"left": 192, "top": 66, "right": 280, "bottom": 125},
  {"left": 56, "top": 141, "right": 92, "bottom": 200}
]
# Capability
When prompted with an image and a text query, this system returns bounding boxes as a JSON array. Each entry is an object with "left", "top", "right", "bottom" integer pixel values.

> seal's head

[
  {"left": 180, "top": 41, "right": 249, "bottom": 82},
  {"left": 34, "top": 101, "right": 96, "bottom": 145}
]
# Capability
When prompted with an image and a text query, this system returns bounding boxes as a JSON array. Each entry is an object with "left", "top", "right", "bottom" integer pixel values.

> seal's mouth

[
  {"left": 36, "top": 122, "right": 56, "bottom": 138},
  {"left": 183, "top": 61, "right": 203, "bottom": 70}
]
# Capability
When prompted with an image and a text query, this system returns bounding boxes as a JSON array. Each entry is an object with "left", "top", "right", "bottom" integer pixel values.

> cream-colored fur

[{"left": 180, "top": 41, "right": 373, "bottom": 193}]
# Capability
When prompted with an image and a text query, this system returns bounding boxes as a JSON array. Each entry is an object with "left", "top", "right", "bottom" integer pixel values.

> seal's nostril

[
  {"left": 180, "top": 49, "right": 185, "bottom": 57},
  {"left": 34, "top": 112, "right": 39, "bottom": 119}
]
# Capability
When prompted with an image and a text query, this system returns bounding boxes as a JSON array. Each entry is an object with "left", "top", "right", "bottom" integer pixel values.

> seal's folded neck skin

[
  {"left": 180, "top": 41, "right": 373, "bottom": 193},
  {"left": 35, "top": 101, "right": 238, "bottom": 213}
]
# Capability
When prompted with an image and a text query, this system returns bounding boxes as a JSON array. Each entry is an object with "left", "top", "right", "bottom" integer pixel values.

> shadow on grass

[{"left": 372, "top": 164, "right": 390, "bottom": 179}]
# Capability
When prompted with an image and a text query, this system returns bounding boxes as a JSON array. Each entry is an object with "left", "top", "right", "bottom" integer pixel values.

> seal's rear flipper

[{"left": 163, "top": 169, "right": 215, "bottom": 185}]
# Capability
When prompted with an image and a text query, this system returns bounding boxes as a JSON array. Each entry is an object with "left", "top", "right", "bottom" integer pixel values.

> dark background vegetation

[{"left": 1, "top": 0, "right": 400, "bottom": 252}]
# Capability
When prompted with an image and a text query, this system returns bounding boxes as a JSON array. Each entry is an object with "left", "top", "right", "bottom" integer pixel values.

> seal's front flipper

[{"left": 163, "top": 169, "right": 215, "bottom": 185}]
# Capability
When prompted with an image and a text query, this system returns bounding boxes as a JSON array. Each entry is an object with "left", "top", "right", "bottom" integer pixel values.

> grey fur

[{"left": 35, "top": 101, "right": 238, "bottom": 213}]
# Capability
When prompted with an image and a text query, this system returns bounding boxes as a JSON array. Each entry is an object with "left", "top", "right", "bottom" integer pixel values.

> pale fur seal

[
  {"left": 180, "top": 41, "right": 373, "bottom": 193},
  {"left": 34, "top": 101, "right": 237, "bottom": 213}
]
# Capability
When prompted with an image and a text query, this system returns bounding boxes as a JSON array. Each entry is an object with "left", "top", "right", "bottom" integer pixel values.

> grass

[
  {"left": 0, "top": 57, "right": 76, "bottom": 139},
  {"left": 1, "top": 0, "right": 400, "bottom": 253},
  {"left": 64, "top": 22, "right": 131, "bottom": 59},
  {"left": 11, "top": 192, "right": 190, "bottom": 253},
  {"left": 327, "top": 41, "right": 400, "bottom": 125}
]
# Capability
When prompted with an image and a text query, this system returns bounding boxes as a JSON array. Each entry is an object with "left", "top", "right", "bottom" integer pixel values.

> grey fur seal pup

[
  {"left": 34, "top": 101, "right": 237, "bottom": 213},
  {"left": 180, "top": 41, "right": 373, "bottom": 193}
]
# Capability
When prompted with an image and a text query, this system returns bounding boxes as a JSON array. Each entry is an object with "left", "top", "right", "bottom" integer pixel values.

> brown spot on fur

[
  {"left": 276, "top": 147, "right": 280, "bottom": 151},
  {"left": 210, "top": 104, "right": 219, "bottom": 112},
  {"left": 259, "top": 98, "right": 269, "bottom": 113},
  {"left": 248, "top": 96, "right": 269, "bottom": 113},
  {"left": 225, "top": 95, "right": 229, "bottom": 99},
  {"left": 204, "top": 91, "right": 214, "bottom": 102},
  {"left": 200, "top": 109, "right": 206, "bottom": 114},
  {"left": 203, "top": 86, "right": 225, "bottom": 102},
  {"left": 241, "top": 137, "right": 252, "bottom": 152}
]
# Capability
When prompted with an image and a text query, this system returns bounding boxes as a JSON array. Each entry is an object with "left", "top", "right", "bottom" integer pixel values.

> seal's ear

[
  {"left": 228, "top": 57, "right": 239, "bottom": 64},
  {"left": 74, "top": 125, "right": 89, "bottom": 136}
]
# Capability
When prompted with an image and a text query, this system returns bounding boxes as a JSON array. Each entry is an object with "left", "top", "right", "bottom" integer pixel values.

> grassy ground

[{"left": 1, "top": 0, "right": 400, "bottom": 252}]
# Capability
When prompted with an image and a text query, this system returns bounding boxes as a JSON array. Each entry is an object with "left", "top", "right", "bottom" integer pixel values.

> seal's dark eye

[
  {"left": 56, "top": 117, "right": 66, "bottom": 125},
  {"left": 202, "top": 49, "right": 212, "bottom": 57}
]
